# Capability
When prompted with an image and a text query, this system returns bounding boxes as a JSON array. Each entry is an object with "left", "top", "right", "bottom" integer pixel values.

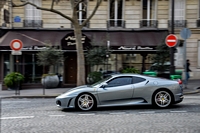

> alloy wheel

[
  {"left": 154, "top": 91, "right": 171, "bottom": 108},
  {"left": 77, "top": 94, "right": 94, "bottom": 111}
]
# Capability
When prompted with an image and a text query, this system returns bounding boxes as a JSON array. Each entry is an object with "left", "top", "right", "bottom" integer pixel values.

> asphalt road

[{"left": 1, "top": 94, "right": 200, "bottom": 133}]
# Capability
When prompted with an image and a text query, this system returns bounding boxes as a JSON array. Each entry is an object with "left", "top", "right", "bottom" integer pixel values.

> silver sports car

[{"left": 56, "top": 74, "right": 183, "bottom": 111}]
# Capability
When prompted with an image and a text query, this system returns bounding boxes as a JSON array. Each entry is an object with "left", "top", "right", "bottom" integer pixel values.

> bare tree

[{"left": 12, "top": 0, "right": 102, "bottom": 86}]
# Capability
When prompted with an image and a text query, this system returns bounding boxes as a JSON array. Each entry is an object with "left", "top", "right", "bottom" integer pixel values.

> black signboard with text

[{"left": 61, "top": 32, "right": 91, "bottom": 50}]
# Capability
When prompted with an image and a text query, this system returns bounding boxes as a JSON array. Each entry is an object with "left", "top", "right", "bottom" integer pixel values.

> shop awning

[
  {"left": 0, "top": 30, "right": 168, "bottom": 51},
  {"left": 83, "top": 30, "right": 168, "bottom": 47},
  {"left": 0, "top": 31, "right": 71, "bottom": 50}
]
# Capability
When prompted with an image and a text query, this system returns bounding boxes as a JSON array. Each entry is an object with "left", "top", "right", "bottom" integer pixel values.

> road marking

[
  {"left": 78, "top": 113, "right": 95, "bottom": 116},
  {"left": 139, "top": 111, "right": 155, "bottom": 114},
  {"left": 0, "top": 116, "right": 34, "bottom": 120},
  {"left": 49, "top": 115, "right": 66, "bottom": 117},
  {"left": 110, "top": 112, "right": 126, "bottom": 115},
  {"left": 170, "top": 111, "right": 187, "bottom": 113}
]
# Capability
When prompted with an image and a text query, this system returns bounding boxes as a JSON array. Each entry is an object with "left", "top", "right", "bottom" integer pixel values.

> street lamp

[{"left": 170, "top": 0, "right": 175, "bottom": 75}]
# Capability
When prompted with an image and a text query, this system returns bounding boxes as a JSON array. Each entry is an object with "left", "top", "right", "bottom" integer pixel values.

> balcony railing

[
  {"left": 71, "top": 19, "right": 90, "bottom": 28},
  {"left": 107, "top": 19, "right": 126, "bottom": 28},
  {"left": 140, "top": 19, "right": 158, "bottom": 28},
  {"left": 168, "top": 20, "right": 187, "bottom": 28},
  {"left": 23, "top": 20, "right": 43, "bottom": 28},
  {"left": 196, "top": 19, "right": 200, "bottom": 27}
]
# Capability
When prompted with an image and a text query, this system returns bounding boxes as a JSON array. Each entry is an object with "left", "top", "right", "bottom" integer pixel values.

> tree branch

[
  {"left": 82, "top": 0, "right": 102, "bottom": 27},
  {"left": 12, "top": 1, "right": 75, "bottom": 23},
  {"left": 75, "top": 0, "right": 83, "bottom": 8},
  {"left": 51, "top": 0, "right": 55, "bottom": 10}
]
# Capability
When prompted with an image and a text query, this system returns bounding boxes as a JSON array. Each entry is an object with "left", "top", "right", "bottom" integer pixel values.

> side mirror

[{"left": 101, "top": 83, "right": 108, "bottom": 88}]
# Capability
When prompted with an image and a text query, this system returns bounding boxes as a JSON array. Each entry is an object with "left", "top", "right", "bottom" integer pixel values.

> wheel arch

[{"left": 75, "top": 92, "right": 98, "bottom": 110}]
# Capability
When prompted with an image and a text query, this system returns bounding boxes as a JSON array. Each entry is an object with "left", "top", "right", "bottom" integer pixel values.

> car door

[
  {"left": 97, "top": 76, "right": 134, "bottom": 105},
  {"left": 131, "top": 76, "right": 148, "bottom": 99}
]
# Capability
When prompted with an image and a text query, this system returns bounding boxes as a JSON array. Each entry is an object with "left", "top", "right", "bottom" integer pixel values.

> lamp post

[{"left": 170, "top": 0, "right": 175, "bottom": 75}]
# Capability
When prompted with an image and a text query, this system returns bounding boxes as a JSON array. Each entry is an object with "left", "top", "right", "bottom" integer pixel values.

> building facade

[{"left": 0, "top": 0, "right": 200, "bottom": 89}]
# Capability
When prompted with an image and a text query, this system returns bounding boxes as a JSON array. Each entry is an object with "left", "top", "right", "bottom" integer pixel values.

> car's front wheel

[
  {"left": 153, "top": 90, "right": 172, "bottom": 108},
  {"left": 76, "top": 93, "right": 96, "bottom": 111}
]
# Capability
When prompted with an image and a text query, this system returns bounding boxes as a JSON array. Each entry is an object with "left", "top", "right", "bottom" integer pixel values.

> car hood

[
  {"left": 56, "top": 85, "right": 93, "bottom": 99},
  {"left": 67, "top": 85, "right": 90, "bottom": 92}
]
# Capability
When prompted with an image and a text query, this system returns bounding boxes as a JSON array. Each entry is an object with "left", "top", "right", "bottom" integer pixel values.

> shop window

[
  {"left": 3, "top": 54, "right": 10, "bottom": 78},
  {"left": 14, "top": 55, "right": 23, "bottom": 74},
  {"left": 24, "top": 54, "right": 43, "bottom": 83}
]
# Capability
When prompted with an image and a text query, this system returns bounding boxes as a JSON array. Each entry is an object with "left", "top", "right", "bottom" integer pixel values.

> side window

[
  {"left": 133, "top": 77, "right": 146, "bottom": 84},
  {"left": 106, "top": 77, "right": 133, "bottom": 87}
]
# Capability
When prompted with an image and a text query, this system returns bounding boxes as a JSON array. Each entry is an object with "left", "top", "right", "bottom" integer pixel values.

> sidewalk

[{"left": 0, "top": 79, "right": 199, "bottom": 99}]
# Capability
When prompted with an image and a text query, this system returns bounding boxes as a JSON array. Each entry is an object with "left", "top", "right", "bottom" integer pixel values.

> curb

[{"left": 183, "top": 90, "right": 200, "bottom": 95}]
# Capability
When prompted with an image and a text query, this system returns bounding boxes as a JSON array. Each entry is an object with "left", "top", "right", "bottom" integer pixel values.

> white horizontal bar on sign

[{"left": 167, "top": 40, "right": 176, "bottom": 42}]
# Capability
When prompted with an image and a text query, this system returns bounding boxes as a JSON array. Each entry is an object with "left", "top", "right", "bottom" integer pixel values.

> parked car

[
  {"left": 143, "top": 62, "right": 182, "bottom": 80},
  {"left": 56, "top": 74, "right": 183, "bottom": 111}
]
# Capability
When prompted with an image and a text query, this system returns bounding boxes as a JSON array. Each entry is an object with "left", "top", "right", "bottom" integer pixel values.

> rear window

[{"left": 133, "top": 77, "right": 146, "bottom": 84}]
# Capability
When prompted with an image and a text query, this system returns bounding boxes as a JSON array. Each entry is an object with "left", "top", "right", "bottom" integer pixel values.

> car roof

[{"left": 110, "top": 73, "right": 168, "bottom": 81}]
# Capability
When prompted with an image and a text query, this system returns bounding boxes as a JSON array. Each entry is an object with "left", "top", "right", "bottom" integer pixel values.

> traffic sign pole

[
  {"left": 180, "top": 28, "right": 191, "bottom": 88},
  {"left": 165, "top": 34, "right": 178, "bottom": 75},
  {"left": 10, "top": 39, "right": 23, "bottom": 95}
]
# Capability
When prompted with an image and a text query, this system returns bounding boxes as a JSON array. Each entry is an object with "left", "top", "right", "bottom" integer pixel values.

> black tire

[
  {"left": 75, "top": 93, "right": 96, "bottom": 111},
  {"left": 152, "top": 90, "right": 172, "bottom": 108}
]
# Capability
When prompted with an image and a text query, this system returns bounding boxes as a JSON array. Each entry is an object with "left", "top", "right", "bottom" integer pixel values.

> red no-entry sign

[
  {"left": 165, "top": 34, "right": 178, "bottom": 47},
  {"left": 10, "top": 39, "right": 23, "bottom": 51}
]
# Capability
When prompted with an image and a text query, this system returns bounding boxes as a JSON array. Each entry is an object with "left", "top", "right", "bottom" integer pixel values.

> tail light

[{"left": 177, "top": 79, "right": 182, "bottom": 84}]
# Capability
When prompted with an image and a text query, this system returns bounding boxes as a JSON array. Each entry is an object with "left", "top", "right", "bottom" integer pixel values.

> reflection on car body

[{"left": 56, "top": 74, "right": 183, "bottom": 111}]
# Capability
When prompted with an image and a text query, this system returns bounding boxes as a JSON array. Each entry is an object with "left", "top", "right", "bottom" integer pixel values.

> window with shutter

[
  {"left": 169, "top": 0, "right": 185, "bottom": 27},
  {"left": 76, "top": 0, "right": 87, "bottom": 25},
  {"left": 198, "top": 41, "right": 200, "bottom": 67},
  {"left": 108, "top": 0, "right": 124, "bottom": 28},
  {"left": 24, "top": 0, "right": 42, "bottom": 27},
  {"left": 141, "top": 0, "right": 157, "bottom": 28}
]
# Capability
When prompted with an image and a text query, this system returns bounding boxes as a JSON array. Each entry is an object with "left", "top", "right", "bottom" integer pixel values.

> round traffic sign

[
  {"left": 165, "top": 34, "right": 178, "bottom": 47},
  {"left": 10, "top": 39, "right": 23, "bottom": 51}
]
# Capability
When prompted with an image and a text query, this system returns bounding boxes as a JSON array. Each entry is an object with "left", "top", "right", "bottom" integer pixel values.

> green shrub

[
  {"left": 122, "top": 67, "right": 140, "bottom": 74},
  {"left": 3, "top": 72, "right": 24, "bottom": 88},
  {"left": 87, "top": 71, "right": 103, "bottom": 84}
]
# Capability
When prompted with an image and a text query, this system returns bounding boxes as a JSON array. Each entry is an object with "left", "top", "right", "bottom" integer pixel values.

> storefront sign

[
  {"left": 65, "top": 36, "right": 86, "bottom": 46},
  {"left": 22, "top": 46, "right": 48, "bottom": 50},
  {"left": 118, "top": 46, "right": 155, "bottom": 50},
  {"left": 61, "top": 32, "right": 91, "bottom": 50}
]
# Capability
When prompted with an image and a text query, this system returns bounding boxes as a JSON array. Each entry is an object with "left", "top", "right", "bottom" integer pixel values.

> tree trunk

[{"left": 74, "top": 25, "right": 85, "bottom": 86}]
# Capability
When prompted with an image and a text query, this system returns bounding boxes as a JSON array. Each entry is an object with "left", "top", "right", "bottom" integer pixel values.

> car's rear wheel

[
  {"left": 153, "top": 90, "right": 172, "bottom": 108},
  {"left": 76, "top": 93, "right": 96, "bottom": 111}
]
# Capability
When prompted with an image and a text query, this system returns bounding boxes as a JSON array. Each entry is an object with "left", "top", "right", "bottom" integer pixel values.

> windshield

[{"left": 90, "top": 76, "right": 112, "bottom": 87}]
